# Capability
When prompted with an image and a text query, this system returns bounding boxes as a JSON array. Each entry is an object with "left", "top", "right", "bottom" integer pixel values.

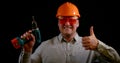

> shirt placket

[{"left": 66, "top": 43, "right": 72, "bottom": 63}]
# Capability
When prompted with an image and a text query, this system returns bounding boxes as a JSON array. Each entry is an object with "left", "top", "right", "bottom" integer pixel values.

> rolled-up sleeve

[
  {"left": 18, "top": 49, "right": 32, "bottom": 63},
  {"left": 96, "top": 40, "right": 120, "bottom": 63}
]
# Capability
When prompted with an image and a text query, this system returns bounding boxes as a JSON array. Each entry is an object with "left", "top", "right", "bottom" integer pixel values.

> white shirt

[{"left": 19, "top": 33, "right": 120, "bottom": 63}]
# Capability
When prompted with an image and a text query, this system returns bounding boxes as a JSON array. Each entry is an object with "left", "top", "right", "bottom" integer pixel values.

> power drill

[{"left": 11, "top": 16, "right": 41, "bottom": 49}]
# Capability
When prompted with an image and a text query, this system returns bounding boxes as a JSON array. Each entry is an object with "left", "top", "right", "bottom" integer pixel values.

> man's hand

[
  {"left": 82, "top": 26, "right": 99, "bottom": 50},
  {"left": 21, "top": 30, "right": 35, "bottom": 52}
]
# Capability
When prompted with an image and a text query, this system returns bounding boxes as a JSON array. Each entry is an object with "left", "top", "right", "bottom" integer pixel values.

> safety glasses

[{"left": 58, "top": 16, "right": 78, "bottom": 25}]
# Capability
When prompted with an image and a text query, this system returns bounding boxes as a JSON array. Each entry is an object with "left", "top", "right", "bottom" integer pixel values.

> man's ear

[{"left": 76, "top": 20, "right": 79, "bottom": 27}]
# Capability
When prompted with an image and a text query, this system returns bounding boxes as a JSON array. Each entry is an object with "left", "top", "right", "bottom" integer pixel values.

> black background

[{"left": 0, "top": 0, "right": 119, "bottom": 63}]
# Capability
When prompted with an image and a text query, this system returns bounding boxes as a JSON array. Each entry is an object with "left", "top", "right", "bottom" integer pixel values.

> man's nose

[{"left": 64, "top": 19, "right": 70, "bottom": 25}]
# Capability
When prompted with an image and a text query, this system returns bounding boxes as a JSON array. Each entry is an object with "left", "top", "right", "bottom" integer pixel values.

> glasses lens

[{"left": 59, "top": 18, "right": 77, "bottom": 25}]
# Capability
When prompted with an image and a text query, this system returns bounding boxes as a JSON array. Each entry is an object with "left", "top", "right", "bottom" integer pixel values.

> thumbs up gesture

[{"left": 82, "top": 26, "right": 99, "bottom": 50}]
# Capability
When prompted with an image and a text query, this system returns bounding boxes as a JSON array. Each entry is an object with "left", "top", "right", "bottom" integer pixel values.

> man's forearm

[{"left": 96, "top": 40, "right": 120, "bottom": 62}]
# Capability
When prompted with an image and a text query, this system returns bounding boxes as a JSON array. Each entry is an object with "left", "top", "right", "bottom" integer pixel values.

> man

[{"left": 19, "top": 1, "right": 120, "bottom": 63}]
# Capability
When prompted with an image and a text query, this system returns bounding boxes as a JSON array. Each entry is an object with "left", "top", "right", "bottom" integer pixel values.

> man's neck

[{"left": 62, "top": 33, "right": 76, "bottom": 42}]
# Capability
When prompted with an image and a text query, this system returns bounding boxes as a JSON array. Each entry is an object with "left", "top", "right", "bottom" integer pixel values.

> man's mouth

[{"left": 64, "top": 26, "right": 72, "bottom": 29}]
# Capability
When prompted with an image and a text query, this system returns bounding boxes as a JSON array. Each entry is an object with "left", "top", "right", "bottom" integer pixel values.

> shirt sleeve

[
  {"left": 18, "top": 43, "right": 43, "bottom": 63},
  {"left": 18, "top": 49, "right": 32, "bottom": 63},
  {"left": 95, "top": 40, "right": 120, "bottom": 63}
]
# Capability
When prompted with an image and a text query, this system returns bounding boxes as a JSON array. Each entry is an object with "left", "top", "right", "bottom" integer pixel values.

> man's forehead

[{"left": 58, "top": 16, "right": 78, "bottom": 19}]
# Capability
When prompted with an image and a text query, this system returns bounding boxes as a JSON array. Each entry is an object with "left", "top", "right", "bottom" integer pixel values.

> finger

[
  {"left": 30, "top": 33, "right": 35, "bottom": 41},
  {"left": 21, "top": 33, "right": 26, "bottom": 38},
  {"left": 26, "top": 34, "right": 32, "bottom": 40},
  {"left": 82, "top": 40, "right": 90, "bottom": 44},
  {"left": 90, "top": 26, "right": 95, "bottom": 36},
  {"left": 82, "top": 36, "right": 90, "bottom": 41},
  {"left": 84, "top": 46, "right": 90, "bottom": 50},
  {"left": 82, "top": 43, "right": 90, "bottom": 47},
  {"left": 21, "top": 32, "right": 30, "bottom": 39},
  {"left": 28, "top": 30, "right": 32, "bottom": 33}
]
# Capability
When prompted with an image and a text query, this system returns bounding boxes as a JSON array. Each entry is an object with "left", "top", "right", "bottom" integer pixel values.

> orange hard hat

[{"left": 56, "top": 2, "right": 80, "bottom": 18}]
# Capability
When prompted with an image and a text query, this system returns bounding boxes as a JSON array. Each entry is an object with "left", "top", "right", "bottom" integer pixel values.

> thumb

[{"left": 90, "top": 26, "right": 95, "bottom": 36}]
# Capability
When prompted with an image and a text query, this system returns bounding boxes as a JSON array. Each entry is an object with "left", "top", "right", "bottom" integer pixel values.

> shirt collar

[{"left": 58, "top": 33, "right": 79, "bottom": 43}]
